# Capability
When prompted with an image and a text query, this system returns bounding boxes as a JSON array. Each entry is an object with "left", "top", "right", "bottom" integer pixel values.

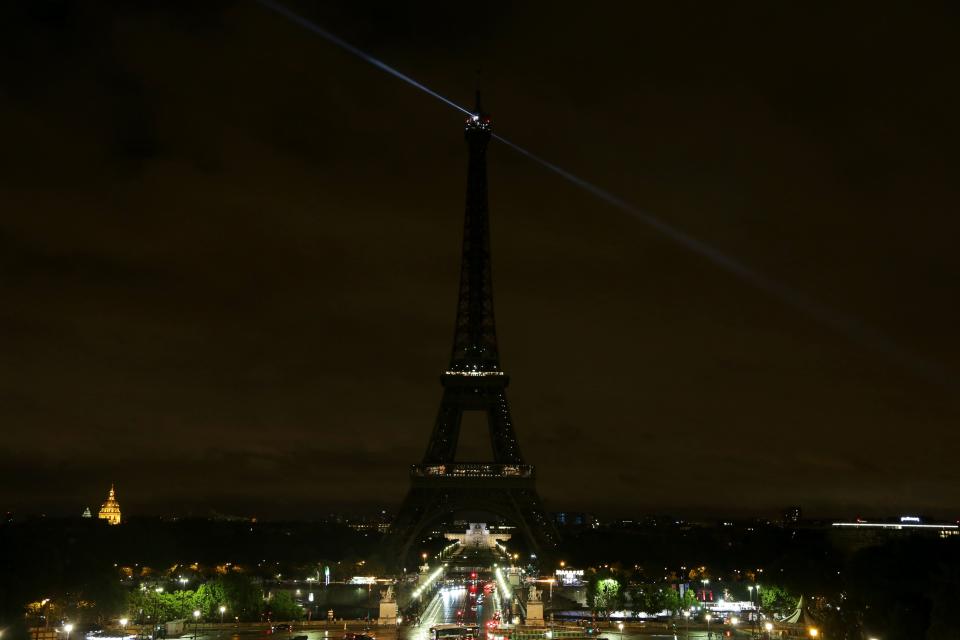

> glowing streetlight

[
  {"left": 192, "top": 610, "right": 201, "bottom": 640},
  {"left": 808, "top": 629, "right": 819, "bottom": 638},
  {"left": 219, "top": 606, "right": 226, "bottom": 624},
  {"left": 705, "top": 613, "right": 712, "bottom": 638},
  {"left": 764, "top": 622, "right": 774, "bottom": 632},
  {"left": 119, "top": 619, "right": 128, "bottom": 636},
  {"left": 616, "top": 622, "right": 623, "bottom": 640},
  {"left": 63, "top": 624, "right": 74, "bottom": 638},
  {"left": 730, "top": 617, "right": 738, "bottom": 626}
]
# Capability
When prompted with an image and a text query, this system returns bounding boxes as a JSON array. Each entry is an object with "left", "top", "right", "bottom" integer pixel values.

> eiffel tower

[{"left": 384, "top": 96, "right": 559, "bottom": 568}]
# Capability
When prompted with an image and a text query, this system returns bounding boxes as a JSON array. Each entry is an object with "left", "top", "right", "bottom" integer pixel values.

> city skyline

[{"left": 3, "top": 2, "right": 960, "bottom": 520}]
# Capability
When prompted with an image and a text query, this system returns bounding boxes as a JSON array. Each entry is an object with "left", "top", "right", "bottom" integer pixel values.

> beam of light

[
  {"left": 252, "top": 0, "right": 956, "bottom": 390},
  {"left": 255, "top": 0, "right": 471, "bottom": 116},
  {"left": 491, "top": 135, "right": 956, "bottom": 389}
]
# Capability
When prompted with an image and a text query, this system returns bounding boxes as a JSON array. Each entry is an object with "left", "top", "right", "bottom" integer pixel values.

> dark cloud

[{"left": 2, "top": 0, "right": 959, "bottom": 520}]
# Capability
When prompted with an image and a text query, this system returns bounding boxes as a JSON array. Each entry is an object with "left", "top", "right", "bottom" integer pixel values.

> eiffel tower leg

[{"left": 382, "top": 485, "right": 559, "bottom": 571}]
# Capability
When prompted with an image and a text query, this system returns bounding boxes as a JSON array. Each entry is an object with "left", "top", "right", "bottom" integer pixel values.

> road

[{"left": 165, "top": 624, "right": 734, "bottom": 640}]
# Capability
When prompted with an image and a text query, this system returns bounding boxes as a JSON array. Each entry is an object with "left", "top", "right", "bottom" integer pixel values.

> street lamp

[
  {"left": 119, "top": 619, "right": 128, "bottom": 637},
  {"left": 178, "top": 579, "right": 190, "bottom": 618},
  {"left": 682, "top": 610, "right": 690, "bottom": 639},
  {"left": 808, "top": 629, "right": 819, "bottom": 638},
  {"left": 617, "top": 621, "right": 623, "bottom": 640},
  {"left": 219, "top": 607, "right": 226, "bottom": 623},
  {"left": 63, "top": 623, "right": 74, "bottom": 640},
  {"left": 764, "top": 621, "right": 774, "bottom": 639},
  {"left": 193, "top": 610, "right": 201, "bottom": 640},
  {"left": 705, "top": 614, "right": 712, "bottom": 638}
]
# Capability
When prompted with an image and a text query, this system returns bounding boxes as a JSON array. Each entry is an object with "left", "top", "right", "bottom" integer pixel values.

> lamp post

[
  {"left": 683, "top": 610, "right": 690, "bottom": 640},
  {"left": 808, "top": 628, "right": 819, "bottom": 638},
  {"left": 120, "top": 618, "right": 128, "bottom": 637},
  {"left": 64, "top": 623, "right": 74, "bottom": 640},
  {"left": 192, "top": 610, "right": 200, "bottom": 640},
  {"left": 705, "top": 614, "right": 712, "bottom": 639},
  {"left": 617, "top": 621, "right": 623, "bottom": 640},
  {"left": 154, "top": 587, "right": 165, "bottom": 638},
  {"left": 179, "top": 579, "right": 190, "bottom": 618},
  {"left": 764, "top": 622, "right": 773, "bottom": 640}
]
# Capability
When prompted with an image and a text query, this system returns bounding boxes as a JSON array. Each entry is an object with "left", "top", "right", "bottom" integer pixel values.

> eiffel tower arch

[{"left": 383, "top": 96, "right": 559, "bottom": 569}]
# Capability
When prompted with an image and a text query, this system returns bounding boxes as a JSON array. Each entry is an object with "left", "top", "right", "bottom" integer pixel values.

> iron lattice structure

[{"left": 384, "top": 98, "right": 559, "bottom": 568}]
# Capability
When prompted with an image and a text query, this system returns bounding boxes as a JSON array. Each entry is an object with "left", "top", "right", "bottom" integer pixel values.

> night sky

[{"left": 3, "top": 1, "right": 959, "bottom": 520}]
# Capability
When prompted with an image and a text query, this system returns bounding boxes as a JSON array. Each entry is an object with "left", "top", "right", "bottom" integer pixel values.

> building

[
  {"left": 830, "top": 516, "right": 958, "bottom": 550},
  {"left": 553, "top": 512, "right": 596, "bottom": 529},
  {"left": 98, "top": 484, "right": 121, "bottom": 525},
  {"left": 444, "top": 523, "right": 511, "bottom": 548},
  {"left": 783, "top": 506, "right": 802, "bottom": 524}
]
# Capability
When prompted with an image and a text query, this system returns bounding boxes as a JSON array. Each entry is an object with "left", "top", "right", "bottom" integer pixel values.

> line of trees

[
  {"left": 128, "top": 576, "right": 302, "bottom": 624},
  {"left": 586, "top": 569, "right": 702, "bottom": 618}
]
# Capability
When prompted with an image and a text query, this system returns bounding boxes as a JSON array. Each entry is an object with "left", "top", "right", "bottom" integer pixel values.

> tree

[
  {"left": 590, "top": 579, "right": 622, "bottom": 618},
  {"left": 266, "top": 592, "right": 302, "bottom": 621},
  {"left": 192, "top": 582, "right": 227, "bottom": 619},
  {"left": 759, "top": 584, "right": 797, "bottom": 617},
  {"left": 220, "top": 575, "right": 263, "bottom": 622}
]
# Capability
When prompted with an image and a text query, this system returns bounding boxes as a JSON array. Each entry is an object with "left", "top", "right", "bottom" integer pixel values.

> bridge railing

[{"left": 410, "top": 463, "right": 534, "bottom": 479}]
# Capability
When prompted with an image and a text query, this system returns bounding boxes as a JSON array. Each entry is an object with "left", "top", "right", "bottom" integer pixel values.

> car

[
  {"left": 292, "top": 635, "right": 308, "bottom": 640},
  {"left": 272, "top": 624, "right": 293, "bottom": 633}
]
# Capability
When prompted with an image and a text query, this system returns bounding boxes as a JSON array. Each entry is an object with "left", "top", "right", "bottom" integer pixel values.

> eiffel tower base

[{"left": 383, "top": 478, "right": 558, "bottom": 571}]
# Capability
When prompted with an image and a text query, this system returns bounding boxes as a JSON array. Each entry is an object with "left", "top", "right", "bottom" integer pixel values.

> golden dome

[{"left": 98, "top": 484, "right": 121, "bottom": 525}]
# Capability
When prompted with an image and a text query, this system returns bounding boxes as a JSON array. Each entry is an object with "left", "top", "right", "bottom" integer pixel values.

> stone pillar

[
  {"left": 525, "top": 600, "right": 544, "bottom": 626},
  {"left": 377, "top": 586, "right": 398, "bottom": 626},
  {"left": 377, "top": 600, "right": 397, "bottom": 626},
  {"left": 525, "top": 586, "right": 544, "bottom": 626}
]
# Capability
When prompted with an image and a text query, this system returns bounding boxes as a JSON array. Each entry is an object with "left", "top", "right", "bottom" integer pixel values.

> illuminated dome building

[{"left": 98, "top": 484, "right": 121, "bottom": 525}]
